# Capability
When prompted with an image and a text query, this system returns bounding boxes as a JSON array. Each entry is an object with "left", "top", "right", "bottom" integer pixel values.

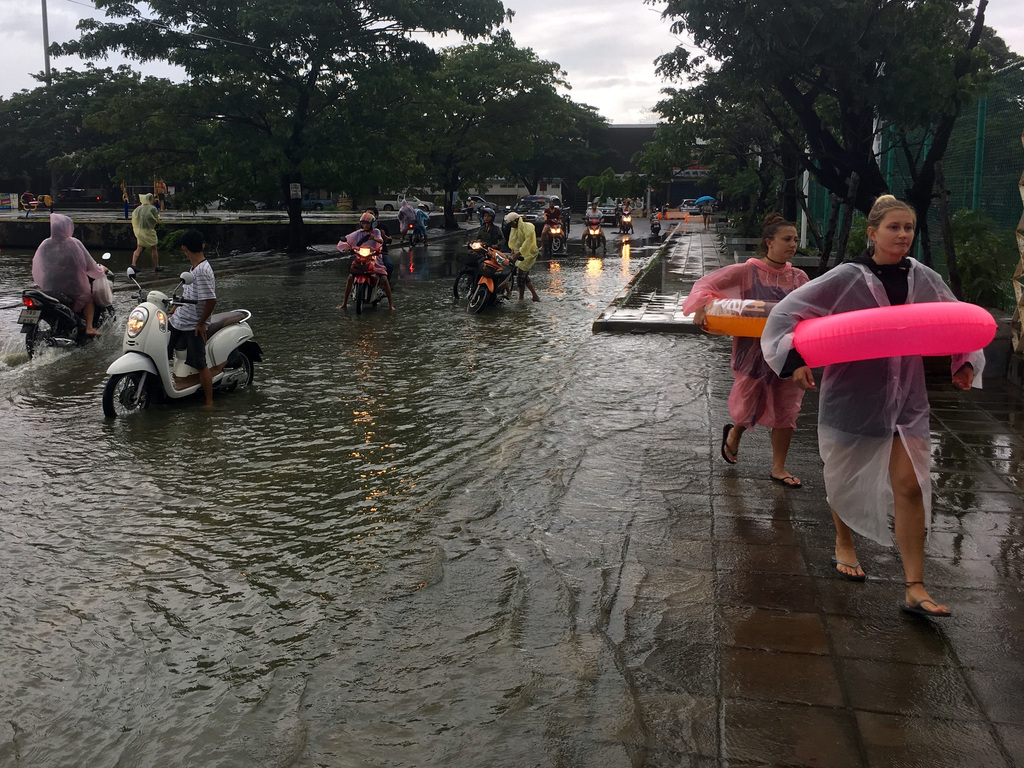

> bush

[{"left": 952, "top": 209, "right": 1017, "bottom": 311}]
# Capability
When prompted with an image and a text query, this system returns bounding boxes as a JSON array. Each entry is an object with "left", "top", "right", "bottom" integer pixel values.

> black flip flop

[
  {"left": 830, "top": 557, "right": 867, "bottom": 582},
  {"left": 901, "top": 600, "right": 952, "bottom": 618},
  {"left": 720, "top": 424, "right": 737, "bottom": 464},
  {"left": 770, "top": 474, "right": 802, "bottom": 489}
]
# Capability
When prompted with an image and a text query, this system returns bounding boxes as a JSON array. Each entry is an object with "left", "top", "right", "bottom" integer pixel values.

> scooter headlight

[{"left": 126, "top": 306, "right": 149, "bottom": 338}]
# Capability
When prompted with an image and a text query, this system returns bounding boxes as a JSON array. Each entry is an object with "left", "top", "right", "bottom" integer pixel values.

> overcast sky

[{"left": 1, "top": 0, "right": 1022, "bottom": 124}]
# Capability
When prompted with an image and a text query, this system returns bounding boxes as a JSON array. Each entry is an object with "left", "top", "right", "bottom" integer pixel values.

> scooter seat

[{"left": 207, "top": 310, "right": 247, "bottom": 335}]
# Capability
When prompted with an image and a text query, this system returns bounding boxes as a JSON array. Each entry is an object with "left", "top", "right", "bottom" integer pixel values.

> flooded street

[
  {"left": 2, "top": 234, "right": 707, "bottom": 766},
  {"left": 4, "top": 228, "right": 1024, "bottom": 767}
]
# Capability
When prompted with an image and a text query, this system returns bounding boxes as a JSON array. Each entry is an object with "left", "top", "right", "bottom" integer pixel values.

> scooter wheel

[
  {"left": 222, "top": 349, "right": 254, "bottom": 392},
  {"left": 467, "top": 285, "right": 490, "bottom": 314},
  {"left": 102, "top": 372, "right": 151, "bottom": 418}
]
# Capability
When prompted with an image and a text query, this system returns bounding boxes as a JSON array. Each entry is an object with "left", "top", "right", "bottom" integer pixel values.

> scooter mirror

[
  {"left": 126, "top": 266, "right": 137, "bottom": 278},
  {"left": 180, "top": 272, "right": 195, "bottom": 285},
  {"left": 102, "top": 252, "right": 111, "bottom": 260}
]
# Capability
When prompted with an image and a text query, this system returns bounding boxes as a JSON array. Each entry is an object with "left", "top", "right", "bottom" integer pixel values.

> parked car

[
  {"left": 597, "top": 198, "right": 620, "bottom": 225},
  {"left": 465, "top": 194, "right": 498, "bottom": 212},
  {"left": 375, "top": 194, "right": 435, "bottom": 212},
  {"left": 57, "top": 188, "right": 105, "bottom": 204},
  {"left": 508, "top": 195, "right": 558, "bottom": 226}
]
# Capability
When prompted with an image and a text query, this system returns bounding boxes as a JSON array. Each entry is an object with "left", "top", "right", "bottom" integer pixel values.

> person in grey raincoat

[{"left": 761, "top": 195, "right": 984, "bottom": 618}]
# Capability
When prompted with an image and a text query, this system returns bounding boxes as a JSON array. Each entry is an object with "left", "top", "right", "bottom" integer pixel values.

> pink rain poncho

[
  {"left": 682, "top": 258, "right": 809, "bottom": 429},
  {"left": 31, "top": 214, "right": 106, "bottom": 311},
  {"left": 338, "top": 228, "right": 387, "bottom": 275},
  {"left": 397, "top": 201, "right": 416, "bottom": 232},
  {"left": 761, "top": 258, "right": 986, "bottom": 543}
]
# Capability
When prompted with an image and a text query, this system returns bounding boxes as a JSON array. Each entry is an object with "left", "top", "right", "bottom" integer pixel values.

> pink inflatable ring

[{"left": 792, "top": 302, "right": 996, "bottom": 368}]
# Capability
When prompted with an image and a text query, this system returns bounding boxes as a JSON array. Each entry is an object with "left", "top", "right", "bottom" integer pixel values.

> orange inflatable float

[{"left": 702, "top": 298, "right": 777, "bottom": 338}]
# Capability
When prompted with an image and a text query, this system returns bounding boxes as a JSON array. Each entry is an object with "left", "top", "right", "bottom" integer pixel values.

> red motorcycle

[{"left": 348, "top": 246, "right": 386, "bottom": 314}]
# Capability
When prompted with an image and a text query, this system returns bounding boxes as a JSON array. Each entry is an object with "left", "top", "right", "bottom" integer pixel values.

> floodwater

[{"left": 1, "top": 232, "right": 709, "bottom": 766}]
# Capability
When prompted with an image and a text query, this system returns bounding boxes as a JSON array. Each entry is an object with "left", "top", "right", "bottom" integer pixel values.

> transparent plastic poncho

[{"left": 31, "top": 214, "right": 105, "bottom": 300}]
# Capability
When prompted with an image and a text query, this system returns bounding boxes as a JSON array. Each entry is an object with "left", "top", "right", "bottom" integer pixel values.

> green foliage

[
  {"left": 578, "top": 168, "right": 621, "bottom": 199},
  {"left": 652, "top": 0, "right": 994, "bottom": 220},
  {"left": 951, "top": 208, "right": 1017, "bottom": 310},
  {"left": 403, "top": 34, "right": 585, "bottom": 226},
  {"left": 55, "top": 0, "right": 511, "bottom": 248}
]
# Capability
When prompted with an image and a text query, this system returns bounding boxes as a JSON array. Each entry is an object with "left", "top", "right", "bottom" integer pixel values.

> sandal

[
  {"left": 901, "top": 581, "right": 951, "bottom": 617},
  {"left": 720, "top": 424, "right": 737, "bottom": 464}
]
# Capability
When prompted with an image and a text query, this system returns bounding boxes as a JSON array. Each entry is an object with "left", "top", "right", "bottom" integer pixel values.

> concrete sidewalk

[{"left": 594, "top": 226, "right": 1024, "bottom": 765}]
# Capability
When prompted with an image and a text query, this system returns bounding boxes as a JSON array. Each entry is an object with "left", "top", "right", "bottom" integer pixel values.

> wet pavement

[
  {"left": 595, "top": 225, "right": 1024, "bottom": 767},
  {"left": 1, "top": 222, "right": 1023, "bottom": 767}
]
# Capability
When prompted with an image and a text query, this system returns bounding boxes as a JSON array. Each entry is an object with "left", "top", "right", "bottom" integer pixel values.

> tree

[
  {"left": 57, "top": 0, "right": 510, "bottom": 251},
  {"left": 407, "top": 34, "right": 575, "bottom": 229},
  {"left": 0, "top": 65, "right": 150, "bottom": 194},
  {"left": 654, "top": 0, "right": 993, "bottom": 246}
]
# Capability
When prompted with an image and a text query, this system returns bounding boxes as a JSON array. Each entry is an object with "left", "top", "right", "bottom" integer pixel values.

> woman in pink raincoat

[{"left": 682, "top": 213, "right": 809, "bottom": 487}]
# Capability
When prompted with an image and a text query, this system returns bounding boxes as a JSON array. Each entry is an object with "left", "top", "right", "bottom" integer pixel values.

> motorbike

[
  {"left": 453, "top": 245, "right": 482, "bottom": 301},
  {"left": 583, "top": 218, "right": 606, "bottom": 254},
  {"left": 619, "top": 212, "right": 634, "bottom": 235},
  {"left": 650, "top": 216, "right": 661, "bottom": 237},
  {"left": 347, "top": 246, "right": 387, "bottom": 314},
  {"left": 465, "top": 241, "right": 519, "bottom": 314},
  {"left": 542, "top": 222, "right": 565, "bottom": 256},
  {"left": 19, "top": 253, "right": 115, "bottom": 358},
  {"left": 102, "top": 266, "right": 262, "bottom": 418},
  {"left": 403, "top": 222, "right": 425, "bottom": 248}
]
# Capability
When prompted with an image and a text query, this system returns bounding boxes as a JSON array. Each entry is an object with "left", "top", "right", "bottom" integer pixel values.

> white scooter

[{"left": 102, "top": 266, "right": 263, "bottom": 418}]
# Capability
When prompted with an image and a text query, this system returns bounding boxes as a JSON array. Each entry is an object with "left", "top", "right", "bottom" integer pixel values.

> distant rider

[
  {"left": 338, "top": 211, "right": 395, "bottom": 310},
  {"left": 505, "top": 211, "right": 541, "bottom": 302},
  {"left": 397, "top": 199, "right": 417, "bottom": 245},
  {"left": 168, "top": 229, "right": 217, "bottom": 406},
  {"left": 31, "top": 213, "right": 111, "bottom": 336},
  {"left": 581, "top": 200, "right": 607, "bottom": 252},
  {"left": 414, "top": 205, "right": 430, "bottom": 246},
  {"left": 540, "top": 197, "right": 563, "bottom": 253}
]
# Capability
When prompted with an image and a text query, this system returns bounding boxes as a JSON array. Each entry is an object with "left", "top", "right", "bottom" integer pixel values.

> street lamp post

[{"left": 41, "top": 0, "right": 52, "bottom": 86}]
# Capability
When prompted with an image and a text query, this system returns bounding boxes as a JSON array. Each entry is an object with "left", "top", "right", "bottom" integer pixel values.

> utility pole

[{"left": 41, "top": 0, "right": 52, "bottom": 86}]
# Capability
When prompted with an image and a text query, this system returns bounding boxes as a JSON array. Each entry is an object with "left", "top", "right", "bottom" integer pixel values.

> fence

[{"left": 800, "top": 62, "right": 1024, "bottom": 283}]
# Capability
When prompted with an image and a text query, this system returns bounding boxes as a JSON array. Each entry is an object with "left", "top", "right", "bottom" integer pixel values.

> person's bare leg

[
  {"left": 131, "top": 245, "right": 142, "bottom": 267},
  {"left": 382, "top": 278, "right": 395, "bottom": 310},
  {"left": 890, "top": 437, "right": 948, "bottom": 613},
  {"left": 199, "top": 366, "right": 213, "bottom": 406},
  {"left": 83, "top": 301, "right": 97, "bottom": 334},
  {"left": 831, "top": 510, "right": 865, "bottom": 579},
  {"left": 769, "top": 427, "right": 800, "bottom": 486},
  {"left": 338, "top": 276, "right": 354, "bottom": 308},
  {"left": 151, "top": 246, "right": 160, "bottom": 270}
]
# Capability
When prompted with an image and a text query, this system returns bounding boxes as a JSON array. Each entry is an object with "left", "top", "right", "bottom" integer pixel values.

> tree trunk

[
  {"left": 795, "top": 187, "right": 824, "bottom": 252},
  {"left": 818, "top": 195, "right": 842, "bottom": 271},
  {"left": 282, "top": 178, "right": 306, "bottom": 253},
  {"left": 934, "top": 162, "right": 962, "bottom": 299},
  {"left": 443, "top": 186, "right": 459, "bottom": 229},
  {"left": 834, "top": 172, "right": 859, "bottom": 264}
]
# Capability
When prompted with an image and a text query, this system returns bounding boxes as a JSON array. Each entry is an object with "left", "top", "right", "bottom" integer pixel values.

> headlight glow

[{"left": 126, "top": 307, "right": 149, "bottom": 338}]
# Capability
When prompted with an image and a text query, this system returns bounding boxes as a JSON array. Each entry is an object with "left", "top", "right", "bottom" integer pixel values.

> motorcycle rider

[
  {"left": 414, "top": 205, "right": 430, "bottom": 246},
  {"left": 338, "top": 212, "right": 394, "bottom": 310},
  {"left": 31, "top": 213, "right": 111, "bottom": 336},
  {"left": 540, "top": 197, "right": 563, "bottom": 254},
  {"left": 398, "top": 199, "right": 417, "bottom": 245},
  {"left": 471, "top": 207, "right": 505, "bottom": 249},
  {"left": 167, "top": 229, "right": 217, "bottom": 406},
  {"left": 581, "top": 200, "right": 607, "bottom": 253},
  {"left": 505, "top": 211, "right": 541, "bottom": 302},
  {"left": 365, "top": 207, "right": 394, "bottom": 277}
]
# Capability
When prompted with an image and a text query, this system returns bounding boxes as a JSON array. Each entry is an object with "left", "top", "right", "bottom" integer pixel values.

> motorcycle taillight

[{"left": 22, "top": 296, "right": 35, "bottom": 308}]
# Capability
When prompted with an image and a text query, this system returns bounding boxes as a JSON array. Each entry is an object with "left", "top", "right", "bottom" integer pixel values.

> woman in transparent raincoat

[
  {"left": 761, "top": 195, "right": 984, "bottom": 618},
  {"left": 682, "top": 214, "right": 809, "bottom": 487}
]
